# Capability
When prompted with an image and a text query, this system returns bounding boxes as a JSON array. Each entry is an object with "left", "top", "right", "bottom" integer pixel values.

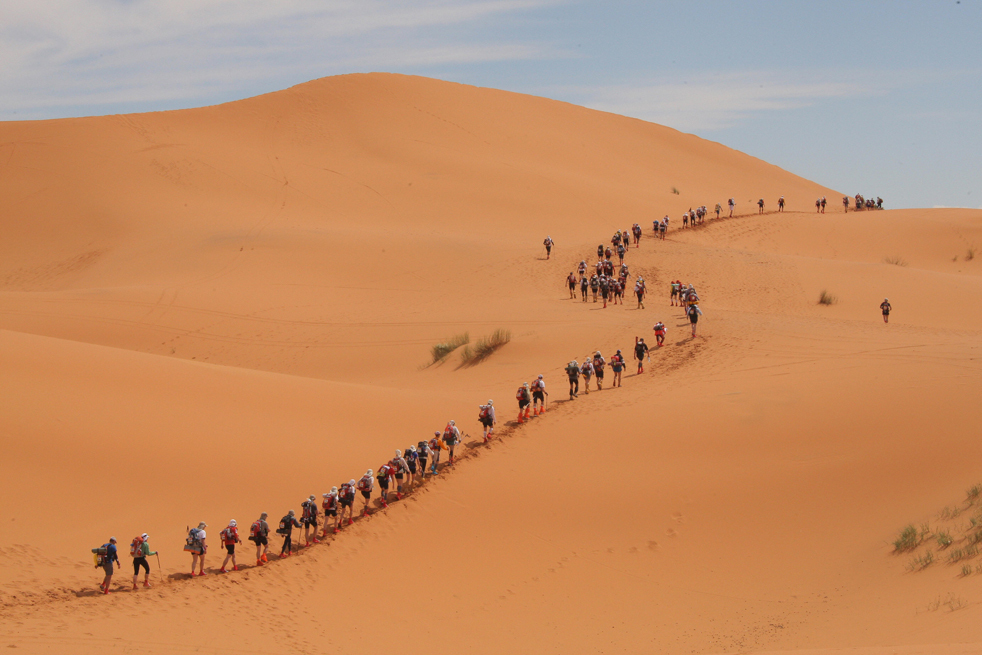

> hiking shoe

[
  {"left": 347, "top": 518, "right": 353, "bottom": 525},
  {"left": 312, "top": 538, "right": 320, "bottom": 544},
  {"left": 261, "top": 554, "right": 268, "bottom": 563},
  {"left": 219, "top": 568, "right": 227, "bottom": 573},
  {"left": 198, "top": 571, "right": 207, "bottom": 576},
  {"left": 333, "top": 528, "right": 339, "bottom": 534},
  {"left": 143, "top": 582, "right": 151, "bottom": 588},
  {"left": 232, "top": 565, "right": 239, "bottom": 571},
  {"left": 132, "top": 584, "right": 138, "bottom": 590},
  {"left": 103, "top": 588, "right": 109, "bottom": 595},
  {"left": 256, "top": 559, "right": 263, "bottom": 566}
]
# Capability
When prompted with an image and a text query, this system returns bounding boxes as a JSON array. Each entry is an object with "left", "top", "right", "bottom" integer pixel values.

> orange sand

[{"left": 1, "top": 74, "right": 981, "bottom": 654}]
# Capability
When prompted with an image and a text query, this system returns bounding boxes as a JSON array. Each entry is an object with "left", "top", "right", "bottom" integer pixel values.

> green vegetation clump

[
  {"left": 818, "top": 289, "right": 838, "bottom": 306},
  {"left": 893, "top": 524, "right": 919, "bottom": 552},
  {"left": 461, "top": 329, "right": 511, "bottom": 365},
  {"left": 430, "top": 333, "right": 469, "bottom": 364}
]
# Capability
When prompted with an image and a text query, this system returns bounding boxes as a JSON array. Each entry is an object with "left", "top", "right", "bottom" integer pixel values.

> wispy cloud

[
  {"left": 556, "top": 71, "right": 898, "bottom": 132},
  {"left": 0, "top": 0, "right": 565, "bottom": 118}
]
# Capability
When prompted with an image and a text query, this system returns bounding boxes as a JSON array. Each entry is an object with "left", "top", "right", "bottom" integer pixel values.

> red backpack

[
  {"left": 129, "top": 536, "right": 144, "bottom": 557},
  {"left": 220, "top": 526, "right": 237, "bottom": 545},
  {"left": 250, "top": 520, "right": 262, "bottom": 539}
]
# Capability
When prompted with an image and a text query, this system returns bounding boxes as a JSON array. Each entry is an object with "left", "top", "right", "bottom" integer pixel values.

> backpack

[
  {"left": 516, "top": 387, "right": 527, "bottom": 401},
  {"left": 323, "top": 495, "right": 338, "bottom": 511},
  {"left": 92, "top": 544, "right": 109, "bottom": 567},
  {"left": 341, "top": 483, "right": 355, "bottom": 501},
  {"left": 184, "top": 528, "right": 203, "bottom": 552},
  {"left": 565, "top": 363, "right": 578, "bottom": 376},
  {"left": 250, "top": 520, "right": 263, "bottom": 540},
  {"left": 479, "top": 406, "right": 490, "bottom": 419},
  {"left": 129, "top": 536, "right": 144, "bottom": 558},
  {"left": 220, "top": 526, "right": 237, "bottom": 545},
  {"left": 301, "top": 500, "right": 312, "bottom": 520},
  {"left": 417, "top": 440, "right": 429, "bottom": 455},
  {"left": 276, "top": 516, "right": 291, "bottom": 535}
]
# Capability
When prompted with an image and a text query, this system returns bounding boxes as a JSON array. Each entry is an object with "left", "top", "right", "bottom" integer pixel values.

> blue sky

[{"left": 1, "top": 0, "right": 978, "bottom": 208}]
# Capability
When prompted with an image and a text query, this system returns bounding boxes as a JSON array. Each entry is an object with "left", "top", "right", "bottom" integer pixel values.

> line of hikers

[{"left": 91, "top": 410, "right": 500, "bottom": 593}]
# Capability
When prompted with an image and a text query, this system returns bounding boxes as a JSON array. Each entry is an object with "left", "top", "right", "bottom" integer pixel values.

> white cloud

[
  {"left": 557, "top": 71, "right": 896, "bottom": 132},
  {"left": 0, "top": 0, "right": 565, "bottom": 118}
]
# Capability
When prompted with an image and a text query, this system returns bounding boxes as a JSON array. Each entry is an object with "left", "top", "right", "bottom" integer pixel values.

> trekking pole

[{"left": 155, "top": 552, "right": 164, "bottom": 584}]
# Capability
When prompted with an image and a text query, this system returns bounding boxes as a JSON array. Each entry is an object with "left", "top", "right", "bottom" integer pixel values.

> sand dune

[{"left": 1, "top": 73, "right": 981, "bottom": 654}]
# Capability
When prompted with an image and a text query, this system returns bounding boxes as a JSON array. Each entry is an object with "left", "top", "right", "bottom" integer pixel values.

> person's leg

[
  {"left": 142, "top": 558, "right": 151, "bottom": 585},
  {"left": 231, "top": 548, "right": 237, "bottom": 570},
  {"left": 133, "top": 559, "right": 140, "bottom": 588},
  {"left": 222, "top": 550, "right": 231, "bottom": 570}
]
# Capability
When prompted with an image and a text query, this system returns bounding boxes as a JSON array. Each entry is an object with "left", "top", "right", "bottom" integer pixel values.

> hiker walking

[
  {"left": 517, "top": 382, "right": 532, "bottom": 423},
  {"left": 592, "top": 352, "right": 606, "bottom": 390},
  {"left": 659, "top": 219, "right": 667, "bottom": 240},
  {"left": 670, "top": 280, "right": 680, "bottom": 306},
  {"left": 616, "top": 242, "right": 626, "bottom": 264},
  {"left": 339, "top": 481, "right": 357, "bottom": 526},
  {"left": 715, "top": 203, "right": 722, "bottom": 219},
  {"left": 653, "top": 321, "right": 666, "bottom": 347},
  {"left": 531, "top": 374, "right": 547, "bottom": 415},
  {"left": 376, "top": 464, "right": 393, "bottom": 507},
  {"left": 880, "top": 298, "right": 892, "bottom": 323},
  {"left": 842, "top": 196, "right": 849, "bottom": 212},
  {"left": 634, "top": 338, "right": 649, "bottom": 374},
  {"left": 277, "top": 510, "right": 301, "bottom": 557},
  {"left": 578, "top": 260, "right": 587, "bottom": 277},
  {"left": 186, "top": 522, "right": 208, "bottom": 576},
  {"left": 600, "top": 275, "right": 609, "bottom": 308},
  {"left": 632, "top": 223, "right": 642, "bottom": 246},
  {"left": 428, "top": 431, "right": 448, "bottom": 474},
  {"left": 580, "top": 356, "right": 594, "bottom": 393},
  {"left": 579, "top": 274, "right": 588, "bottom": 302},
  {"left": 356, "top": 470, "right": 375, "bottom": 516},
  {"left": 634, "top": 276, "right": 646, "bottom": 309},
  {"left": 610, "top": 350, "right": 625, "bottom": 387},
  {"left": 219, "top": 520, "right": 240, "bottom": 572},
  {"left": 442, "top": 421, "right": 461, "bottom": 464},
  {"left": 391, "top": 450, "right": 410, "bottom": 496},
  {"left": 543, "top": 236, "right": 554, "bottom": 259},
  {"left": 566, "top": 272, "right": 577, "bottom": 299},
  {"left": 405, "top": 445, "right": 419, "bottom": 482},
  {"left": 98, "top": 536, "right": 119, "bottom": 594},
  {"left": 565, "top": 360, "right": 580, "bottom": 399},
  {"left": 130, "top": 533, "right": 156, "bottom": 589},
  {"left": 778, "top": 196, "right": 785, "bottom": 212},
  {"left": 250, "top": 513, "right": 270, "bottom": 565},
  {"left": 757, "top": 198, "right": 765, "bottom": 214},
  {"left": 590, "top": 274, "right": 600, "bottom": 302},
  {"left": 728, "top": 198, "right": 735, "bottom": 217},
  {"left": 478, "top": 401, "right": 496, "bottom": 442},
  {"left": 820, "top": 197, "right": 827, "bottom": 213},
  {"left": 416, "top": 439, "right": 431, "bottom": 478},
  {"left": 321, "top": 489, "right": 340, "bottom": 536},
  {"left": 301, "top": 495, "right": 320, "bottom": 545},
  {"left": 687, "top": 304, "right": 703, "bottom": 337}
]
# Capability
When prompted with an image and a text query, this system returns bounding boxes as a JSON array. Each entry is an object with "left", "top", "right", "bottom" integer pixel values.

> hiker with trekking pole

[{"left": 531, "top": 374, "right": 547, "bottom": 415}]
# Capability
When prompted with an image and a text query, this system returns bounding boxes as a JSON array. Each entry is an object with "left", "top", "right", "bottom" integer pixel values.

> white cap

[
  {"left": 366, "top": 469, "right": 373, "bottom": 476},
  {"left": 488, "top": 399, "right": 493, "bottom": 405},
  {"left": 348, "top": 479, "right": 356, "bottom": 485},
  {"left": 449, "top": 420, "right": 455, "bottom": 426},
  {"left": 141, "top": 533, "right": 149, "bottom": 540},
  {"left": 395, "top": 449, "right": 402, "bottom": 457},
  {"left": 229, "top": 519, "right": 237, "bottom": 527},
  {"left": 198, "top": 522, "right": 207, "bottom": 529},
  {"left": 538, "top": 374, "right": 543, "bottom": 379}
]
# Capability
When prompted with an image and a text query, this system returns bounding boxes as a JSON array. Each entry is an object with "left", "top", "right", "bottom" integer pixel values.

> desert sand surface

[{"left": 1, "top": 73, "right": 981, "bottom": 654}]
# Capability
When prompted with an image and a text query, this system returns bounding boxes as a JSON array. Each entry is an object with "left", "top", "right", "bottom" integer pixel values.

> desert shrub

[
  {"left": 936, "top": 530, "right": 954, "bottom": 548},
  {"left": 968, "top": 484, "right": 982, "bottom": 504},
  {"left": 894, "top": 524, "right": 920, "bottom": 552},
  {"left": 460, "top": 329, "right": 511, "bottom": 365},
  {"left": 671, "top": 186, "right": 680, "bottom": 195},
  {"left": 818, "top": 289, "right": 838, "bottom": 306},
  {"left": 430, "top": 333, "right": 470, "bottom": 364},
  {"left": 907, "top": 551, "right": 934, "bottom": 571},
  {"left": 883, "top": 256, "right": 908, "bottom": 266}
]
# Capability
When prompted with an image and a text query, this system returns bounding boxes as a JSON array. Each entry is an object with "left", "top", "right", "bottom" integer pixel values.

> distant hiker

[
  {"left": 479, "top": 400, "right": 496, "bottom": 442},
  {"left": 578, "top": 260, "right": 587, "bottom": 277},
  {"left": 429, "top": 432, "right": 448, "bottom": 474},
  {"left": 632, "top": 223, "right": 642, "bottom": 246},
  {"left": 580, "top": 275, "right": 588, "bottom": 301},
  {"left": 321, "top": 489, "right": 340, "bottom": 536},
  {"left": 592, "top": 352, "right": 606, "bottom": 390},
  {"left": 659, "top": 219, "right": 667, "bottom": 239},
  {"left": 880, "top": 298, "right": 892, "bottom": 323},
  {"left": 219, "top": 520, "right": 240, "bottom": 572},
  {"left": 728, "top": 198, "right": 735, "bottom": 217},
  {"left": 250, "top": 512, "right": 270, "bottom": 565},
  {"left": 605, "top": 246, "right": 613, "bottom": 261},
  {"left": 301, "top": 495, "right": 320, "bottom": 545},
  {"left": 531, "top": 374, "right": 547, "bottom": 415},
  {"left": 565, "top": 360, "right": 580, "bottom": 399},
  {"left": 277, "top": 511, "right": 301, "bottom": 557},
  {"left": 715, "top": 203, "right": 722, "bottom": 219},
  {"left": 98, "top": 536, "right": 119, "bottom": 594},
  {"left": 597, "top": 244, "right": 604, "bottom": 259},
  {"left": 616, "top": 243, "right": 626, "bottom": 264},
  {"left": 567, "top": 272, "right": 577, "bottom": 299},
  {"left": 517, "top": 382, "right": 532, "bottom": 423},
  {"left": 600, "top": 275, "right": 610, "bottom": 308},
  {"left": 842, "top": 196, "right": 849, "bottom": 212},
  {"left": 612, "top": 278, "right": 623, "bottom": 305},
  {"left": 682, "top": 212, "right": 689, "bottom": 228},
  {"left": 443, "top": 420, "right": 461, "bottom": 464},
  {"left": 184, "top": 522, "right": 208, "bottom": 576},
  {"left": 130, "top": 533, "right": 155, "bottom": 589},
  {"left": 356, "top": 470, "right": 375, "bottom": 516},
  {"left": 758, "top": 198, "right": 765, "bottom": 214},
  {"left": 579, "top": 357, "right": 594, "bottom": 393},
  {"left": 417, "top": 439, "right": 431, "bottom": 478},
  {"left": 670, "top": 280, "right": 680, "bottom": 306},
  {"left": 687, "top": 304, "right": 703, "bottom": 337},
  {"left": 778, "top": 196, "right": 785, "bottom": 212},
  {"left": 653, "top": 321, "right": 666, "bottom": 347},
  {"left": 405, "top": 445, "right": 419, "bottom": 485},
  {"left": 391, "top": 450, "right": 411, "bottom": 496},
  {"left": 821, "top": 197, "right": 827, "bottom": 213},
  {"left": 815, "top": 198, "right": 821, "bottom": 212},
  {"left": 634, "top": 338, "right": 649, "bottom": 374},
  {"left": 635, "top": 276, "right": 646, "bottom": 309},
  {"left": 543, "top": 236, "right": 554, "bottom": 259},
  {"left": 376, "top": 464, "right": 393, "bottom": 507},
  {"left": 610, "top": 350, "right": 625, "bottom": 387},
  {"left": 877, "top": 197, "right": 883, "bottom": 209},
  {"left": 590, "top": 274, "right": 599, "bottom": 302},
  {"left": 339, "top": 481, "right": 357, "bottom": 526}
]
